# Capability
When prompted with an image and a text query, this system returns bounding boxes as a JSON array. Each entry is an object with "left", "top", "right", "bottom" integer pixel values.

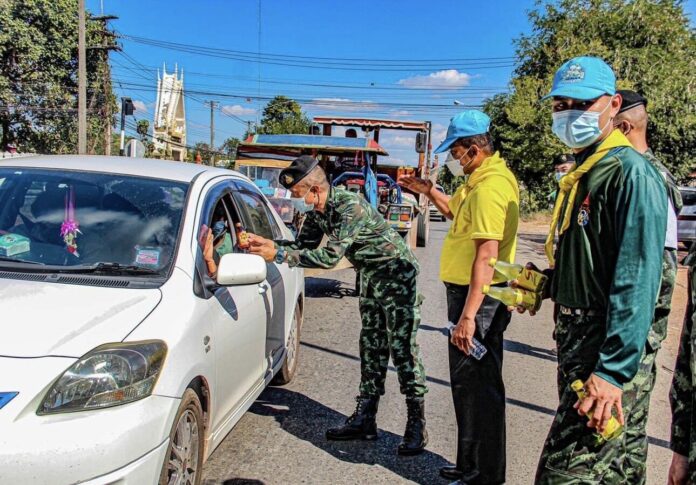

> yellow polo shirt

[{"left": 440, "top": 152, "right": 520, "bottom": 286}]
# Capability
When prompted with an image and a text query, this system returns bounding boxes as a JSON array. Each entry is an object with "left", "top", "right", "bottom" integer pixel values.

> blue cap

[
  {"left": 542, "top": 56, "right": 616, "bottom": 101},
  {"left": 434, "top": 110, "right": 491, "bottom": 154}
]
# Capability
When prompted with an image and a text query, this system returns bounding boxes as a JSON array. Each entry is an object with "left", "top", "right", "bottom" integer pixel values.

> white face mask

[
  {"left": 444, "top": 148, "right": 475, "bottom": 177},
  {"left": 551, "top": 98, "right": 614, "bottom": 149}
]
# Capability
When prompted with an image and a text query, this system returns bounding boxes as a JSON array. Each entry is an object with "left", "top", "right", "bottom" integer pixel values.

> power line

[{"left": 118, "top": 33, "right": 515, "bottom": 72}]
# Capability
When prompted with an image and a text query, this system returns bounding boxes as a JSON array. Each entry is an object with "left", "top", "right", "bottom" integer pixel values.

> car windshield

[{"left": 0, "top": 168, "right": 189, "bottom": 275}]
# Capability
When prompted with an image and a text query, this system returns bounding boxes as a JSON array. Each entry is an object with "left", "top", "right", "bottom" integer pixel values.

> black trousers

[{"left": 446, "top": 282, "right": 510, "bottom": 485}]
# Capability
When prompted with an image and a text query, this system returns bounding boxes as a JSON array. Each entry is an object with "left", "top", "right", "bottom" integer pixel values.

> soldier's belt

[{"left": 559, "top": 305, "right": 604, "bottom": 317}]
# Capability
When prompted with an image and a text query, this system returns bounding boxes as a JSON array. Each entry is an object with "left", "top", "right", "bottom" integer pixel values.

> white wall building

[{"left": 153, "top": 64, "right": 187, "bottom": 161}]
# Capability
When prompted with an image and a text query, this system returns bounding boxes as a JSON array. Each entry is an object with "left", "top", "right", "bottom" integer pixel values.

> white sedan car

[{"left": 0, "top": 155, "right": 304, "bottom": 484}]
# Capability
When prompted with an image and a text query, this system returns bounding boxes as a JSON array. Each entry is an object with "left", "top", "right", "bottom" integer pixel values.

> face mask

[
  {"left": 554, "top": 172, "right": 566, "bottom": 183},
  {"left": 291, "top": 188, "right": 316, "bottom": 213},
  {"left": 551, "top": 99, "right": 613, "bottom": 149},
  {"left": 444, "top": 148, "right": 475, "bottom": 177}
]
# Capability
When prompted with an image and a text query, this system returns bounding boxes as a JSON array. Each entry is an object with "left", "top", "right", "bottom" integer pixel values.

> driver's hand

[{"left": 398, "top": 176, "right": 433, "bottom": 195}]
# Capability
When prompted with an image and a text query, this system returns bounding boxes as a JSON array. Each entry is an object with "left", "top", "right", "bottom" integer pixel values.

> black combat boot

[
  {"left": 398, "top": 396, "right": 428, "bottom": 455},
  {"left": 326, "top": 395, "right": 379, "bottom": 441}
]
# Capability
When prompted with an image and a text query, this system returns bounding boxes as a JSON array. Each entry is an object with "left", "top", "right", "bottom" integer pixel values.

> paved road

[{"left": 202, "top": 220, "right": 686, "bottom": 484}]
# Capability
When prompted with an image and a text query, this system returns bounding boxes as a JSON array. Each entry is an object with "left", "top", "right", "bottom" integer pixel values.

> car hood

[{"left": 0, "top": 278, "right": 162, "bottom": 358}]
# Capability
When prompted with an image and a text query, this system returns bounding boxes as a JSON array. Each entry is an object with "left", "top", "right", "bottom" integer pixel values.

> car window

[
  {"left": 681, "top": 189, "right": 696, "bottom": 206},
  {"left": 232, "top": 180, "right": 282, "bottom": 240},
  {"left": 0, "top": 168, "right": 188, "bottom": 272}
]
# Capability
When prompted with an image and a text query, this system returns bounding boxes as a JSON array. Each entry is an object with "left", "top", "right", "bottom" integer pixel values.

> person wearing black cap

[
  {"left": 614, "top": 89, "right": 683, "bottom": 484},
  {"left": 547, "top": 153, "right": 575, "bottom": 207},
  {"left": 247, "top": 155, "right": 429, "bottom": 455}
]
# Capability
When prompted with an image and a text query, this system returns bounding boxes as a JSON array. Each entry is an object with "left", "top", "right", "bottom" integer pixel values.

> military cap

[
  {"left": 553, "top": 153, "right": 575, "bottom": 166},
  {"left": 279, "top": 155, "right": 319, "bottom": 189},
  {"left": 617, "top": 90, "right": 648, "bottom": 113}
]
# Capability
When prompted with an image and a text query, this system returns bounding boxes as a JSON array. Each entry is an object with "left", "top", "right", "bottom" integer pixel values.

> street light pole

[
  {"left": 207, "top": 100, "right": 218, "bottom": 166},
  {"left": 77, "top": 0, "right": 87, "bottom": 154}
]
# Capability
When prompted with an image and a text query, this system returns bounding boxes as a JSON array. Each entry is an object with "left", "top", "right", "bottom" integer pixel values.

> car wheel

[
  {"left": 159, "top": 389, "right": 205, "bottom": 485},
  {"left": 273, "top": 304, "right": 302, "bottom": 385}
]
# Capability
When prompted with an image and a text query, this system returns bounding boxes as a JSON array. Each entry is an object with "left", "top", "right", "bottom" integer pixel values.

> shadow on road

[
  {"left": 248, "top": 387, "right": 452, "bottom": 485},
  {"left": 305, "top": 277, "right": 356, "bottom": 299},
  {"left": 503, "top": 339, "right": 557, "bottom": 362}
]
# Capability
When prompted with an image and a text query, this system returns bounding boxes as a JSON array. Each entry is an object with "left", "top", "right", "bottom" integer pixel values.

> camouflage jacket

[
  {"left": 670, "top": 244, "right": 696, "bottom": 477},
  {"left": 278, "top": 188, "right": 418, "bottom": 272}
]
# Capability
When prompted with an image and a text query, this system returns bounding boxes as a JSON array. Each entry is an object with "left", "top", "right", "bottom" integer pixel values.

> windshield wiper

[{"left": 57, "top": 262, "right": 162, "bottom": 276}]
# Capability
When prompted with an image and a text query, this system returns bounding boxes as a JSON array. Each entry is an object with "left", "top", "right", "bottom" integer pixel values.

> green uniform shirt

[
  {"left": 279, "top": 188, "right": 418, "bottom": 271},
  {"left": 550, "top": 143, "right": 667, "bottom": 388}
]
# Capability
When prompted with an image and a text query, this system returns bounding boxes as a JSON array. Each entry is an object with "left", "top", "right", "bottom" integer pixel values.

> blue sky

[{"left": 94, "top": 0, "right": 696, "bottom": 165}]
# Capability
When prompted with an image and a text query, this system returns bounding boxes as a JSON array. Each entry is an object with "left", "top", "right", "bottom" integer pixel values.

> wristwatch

[{"left": 274, "top": 246, "right": 287, "bottom": 264}]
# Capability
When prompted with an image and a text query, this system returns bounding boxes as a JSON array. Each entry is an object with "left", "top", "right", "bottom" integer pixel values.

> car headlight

[{"left": 38, "top": 340, "right": 167, "bottom": 414}]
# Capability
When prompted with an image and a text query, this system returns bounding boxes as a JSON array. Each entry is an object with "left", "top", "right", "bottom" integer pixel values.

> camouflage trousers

[
  {"left": 357, "top": 259, "right": 427, "bottom": 398},
  {"left": 621, "top": 249, "right": 677, "bottom": 484},
  {"left": 536, "top": 311, "right": 626, "bottom": 484}
]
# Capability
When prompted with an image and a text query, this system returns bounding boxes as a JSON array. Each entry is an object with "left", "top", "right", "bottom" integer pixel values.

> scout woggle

[{"left": 60, "top": 186, "right": 81, "bottom": 257}]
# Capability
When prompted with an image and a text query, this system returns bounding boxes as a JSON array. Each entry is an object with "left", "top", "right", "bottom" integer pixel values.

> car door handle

[{"left": 258, "top": 283, "right": 269, "bottom": 294}]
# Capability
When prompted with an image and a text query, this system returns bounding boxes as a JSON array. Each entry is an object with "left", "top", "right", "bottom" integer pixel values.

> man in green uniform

[
  {"left": 613, "top": 90, "right": 683, "bottom": 483},
  {"left": 247, "top": 155, "right": 428, "bottom": 455},
  {"left": 535, "top": 56, "right": 668, "bottom": 483},
  {"left": 668, "top": 243, "right": 696, "bottom": 485}
]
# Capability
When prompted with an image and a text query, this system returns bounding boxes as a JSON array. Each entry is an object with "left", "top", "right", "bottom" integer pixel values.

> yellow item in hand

[
  {"left": 488, "top": 257, "right": 547, "bottom": 293},
  {"left": 482, "top": 284, "right": 541, "bottom": 313},
  {"left": 571, "top": 379, "right": 623, "bottom": 442}
]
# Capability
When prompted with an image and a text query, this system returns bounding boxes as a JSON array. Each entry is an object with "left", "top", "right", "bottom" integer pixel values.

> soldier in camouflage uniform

[
  {"left": 247, "top": 155, "right": 428, "bottom": 456},
  {"left": 669, "top": 243, "right": 696, "bottom": 484},
  {"left": 614, "top": 90, "right": 683, "bottom": 483},
  {"left": 535, "top": 58, "right": 667, "bottom": 484}
]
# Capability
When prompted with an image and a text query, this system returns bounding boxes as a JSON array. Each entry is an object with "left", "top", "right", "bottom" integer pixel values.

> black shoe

[
  {"left": 326, "top": 395, "right": 379, "bottom": 441},
  {"left": 440, "top": 466, "right": 463, "bottom": 480},
  {"left": 398, "top": 396, "right": 428, "bottom": 455}
]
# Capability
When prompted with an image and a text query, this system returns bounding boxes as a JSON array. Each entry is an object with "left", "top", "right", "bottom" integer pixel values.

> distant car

[
  {"left": 429, "top": 184, "right": 446, "bottom": 221},
  {"left": 0, "top": 155, "right": 304, "bottom": 485},
  {"left": 678, "top": 186, "right": 696, "bottom": 250}
]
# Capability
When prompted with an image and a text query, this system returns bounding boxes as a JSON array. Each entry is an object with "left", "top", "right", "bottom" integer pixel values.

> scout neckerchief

[{"left": 545, "top": 129, "right": 632, "bottom": 267}]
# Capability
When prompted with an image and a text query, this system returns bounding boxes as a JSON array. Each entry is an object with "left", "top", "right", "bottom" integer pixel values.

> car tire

[
  {"left": 272, "top": 304, "right": 302, "bottom": 385},
  {"left": 159, "top": 388, "right": 205, "bottom": 485}
]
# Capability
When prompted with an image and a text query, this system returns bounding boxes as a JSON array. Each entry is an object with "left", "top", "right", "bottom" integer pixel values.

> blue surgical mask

[
  {"left": 291, "top": 188, "right": 315, "bottom": 213},
  {"left": 554, "top": 172, "right": 565, "bottom": 183},
  {"left": 551, "top": 99, "right": 613, "bottom": 149}
]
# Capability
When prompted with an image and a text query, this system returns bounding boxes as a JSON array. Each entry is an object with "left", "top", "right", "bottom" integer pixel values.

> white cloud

[
  {"left": 381, "top": 134, "right": 415, "bottom": 148},
  {"left": 390, "top": 110, "right": 412, "bottom": 117},
  {"left": 310, "top": 98, "right": 379, "bottom": 112},
  {"left": 132, "top": 100, "right": 148, "bottom": 113},
  {"left": 221, "top": 104, "right": 256, "bottom": 117},
  {"left": 398, "top": 69, "right": 472, "bottom": 89}
]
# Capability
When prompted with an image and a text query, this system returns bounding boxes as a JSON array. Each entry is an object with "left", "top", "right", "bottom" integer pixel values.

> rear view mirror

[
  {"left": 216, "top": 253, "right": 267, "bottom": 286},
  {"left": 415, "top": 132, "right": 427, "bottom": 153}
]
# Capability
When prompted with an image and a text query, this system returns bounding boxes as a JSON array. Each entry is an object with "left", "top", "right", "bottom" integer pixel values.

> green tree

[
  {"left": 0, "top": 0, "right": 116, "bottom": 154},
  {"left": 187, "top": 142, "right": 212, "bottom": 163},
  {"left": 219, "top": 136, "right": 239, "bottom": 160},
  {"left": 487, "top": 0, "right": 696, "bottom": 212},
  {"left": 257, "top": 96, "right": 311, "bottom": 135},
  {"left": 136, "top": 119, "right": 149, "bottom": 141}
]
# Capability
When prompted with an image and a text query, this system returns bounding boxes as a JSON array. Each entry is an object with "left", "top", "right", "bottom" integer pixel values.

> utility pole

[
  {"left": 90, "top": 15, "right": 120, "bottom": 155},
  {"left": 77, "top": 0, "right": 87, "bottom": 154},
  {"left": 207, "top": 101, "right": 218, "bottom": 166}
]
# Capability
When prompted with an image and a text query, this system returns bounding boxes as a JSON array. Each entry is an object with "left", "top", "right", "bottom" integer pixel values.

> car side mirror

[{"left": 216, "top": 253, "right": 267, "bottom": 286}]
